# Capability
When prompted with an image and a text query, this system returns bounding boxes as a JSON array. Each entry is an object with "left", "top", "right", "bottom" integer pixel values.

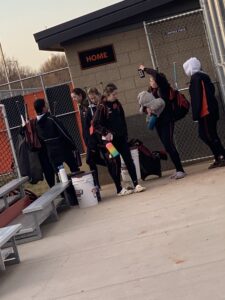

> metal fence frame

[
  {"left": 143, "top": 9, "right": 203, "bottom": 75},
  {"left": 142, "top": 9, "right": 225, "bottom": 164},
  {"left": 0, "top": 67, "right": 84, "bottom": 152}
]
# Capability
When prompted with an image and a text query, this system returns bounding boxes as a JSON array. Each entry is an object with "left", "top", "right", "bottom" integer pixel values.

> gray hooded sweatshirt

[{"left": 137, "top": 91, "right": 165, "bottom": 117}]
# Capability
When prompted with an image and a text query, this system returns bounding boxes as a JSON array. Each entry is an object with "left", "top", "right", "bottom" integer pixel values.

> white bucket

[
  {"left": 121, "top": 148, "right": 141, "bottom": 182},
  {"left": 72, "top": 172, "right": 99, "bottom": 208}
]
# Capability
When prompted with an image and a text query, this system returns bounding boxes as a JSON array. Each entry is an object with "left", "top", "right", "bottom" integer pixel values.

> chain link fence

[
  {"left": 142, "top": 9, "right": 225, "bottom": 166},
  {"left": 0, "top": 68, "right": 84, "bottom": 187},
  {"left": 0, "top": 105, "right": 18, "bottom": 187},
  {"left": 0, "top": 67, "right": 84, "bottom": 152}
]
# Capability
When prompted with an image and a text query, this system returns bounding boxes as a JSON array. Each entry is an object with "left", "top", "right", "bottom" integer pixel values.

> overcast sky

[{"left": 0, "top": 0, "right": 122, "bottom": 70}]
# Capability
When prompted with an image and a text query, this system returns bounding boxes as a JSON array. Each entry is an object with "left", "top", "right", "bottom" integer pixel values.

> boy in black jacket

[
  {"left": 183, "top": 57, "right": 225, "bottom": 168},
  {"left": 34, "top": 99, "right": 80, "bottom": 174}
]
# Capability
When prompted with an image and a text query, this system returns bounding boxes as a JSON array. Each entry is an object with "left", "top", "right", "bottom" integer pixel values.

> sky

[{"left": 0, "top": 0, "right": 122, "bottom": 71}]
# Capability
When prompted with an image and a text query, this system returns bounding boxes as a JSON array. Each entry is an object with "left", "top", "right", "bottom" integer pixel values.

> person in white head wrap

[{"left": 183, "top": 57, "right": 225, "bottom": 169}]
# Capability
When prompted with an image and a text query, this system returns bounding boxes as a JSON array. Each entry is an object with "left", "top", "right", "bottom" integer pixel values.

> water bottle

[
  {"left": 105, "top": 142, "right": 120, "bottom": 158},
  {"left": 147, "top": 114, "right": 157, "bottom": 130},
  {"left": 58, "top": 165, "right": 68, "bottom": 183}
]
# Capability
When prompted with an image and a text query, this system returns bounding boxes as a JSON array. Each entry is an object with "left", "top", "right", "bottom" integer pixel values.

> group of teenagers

[{"left": 33, "top": 56, "right": 225, "bottom": 197}]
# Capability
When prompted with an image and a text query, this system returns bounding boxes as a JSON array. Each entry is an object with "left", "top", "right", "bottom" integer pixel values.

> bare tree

[
  {"left": 39, "top": 53, "right": 70, "bottom": 86},
  {"left": 0, "top": 53, "right": 71, "bottom": 96},
  {"left": 0, "top": 57, "right": 37, "bottom": 89},
  {"left": 40, "top": 53, "right": 67, "bottom": 72}
]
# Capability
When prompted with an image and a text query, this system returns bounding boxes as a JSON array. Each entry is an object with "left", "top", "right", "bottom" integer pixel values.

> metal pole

[
  {"left": 64, "top": 55, "right": 73, "bottom": 84},
  {"left": 207, "top": 1, "right": 224, "bottom": 63},
  {"left": 200, "top": 0, "right": 225, "bottom": 105},
  {"left": 0, "top": 43, "right": 13, "bottom": 96},
  {"left": 214, "top": 0, "right": 225, "bottom": 64},
  {"left": 143, "top": 21, "right": 157, "bottom": 69},
  {"left": 39, "top": 74, "right": 51, "bottom": 112},
  {"left": 173, "top": 62, "right": 179, "bottom": 90},
  {"left": 0, "top": 104, "right": 21, "bottom": 178}
]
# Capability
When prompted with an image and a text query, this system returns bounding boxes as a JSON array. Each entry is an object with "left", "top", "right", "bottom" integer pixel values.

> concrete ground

[{"left": 0, "top": 161, "right": 225, "bottom": 300}]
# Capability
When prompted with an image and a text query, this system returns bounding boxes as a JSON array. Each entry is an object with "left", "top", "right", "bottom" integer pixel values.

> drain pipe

[
  {"left": 213, "top": 0, "right": 225, "bottom": 73},
  {"left": 200, "top": 0, "right": 225, "bottom": 105},
  {"left": 207, "top": 1, "right": 225, "bottom": 65}
]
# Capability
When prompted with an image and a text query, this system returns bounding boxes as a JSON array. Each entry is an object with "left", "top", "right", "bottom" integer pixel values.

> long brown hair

[
  {"left": 101, "top": 83, "right": 118, "bottom": 103},
  {"left": 104, "top": 83, "right": 117, "bottom": 96},
  {"left": 87, "top": 87, "right": 101, "bottom": 96}
]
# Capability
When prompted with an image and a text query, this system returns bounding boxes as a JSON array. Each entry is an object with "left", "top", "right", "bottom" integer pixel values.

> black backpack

[{"left": 128, "top": 139, "right": 167, "bottom": 180}]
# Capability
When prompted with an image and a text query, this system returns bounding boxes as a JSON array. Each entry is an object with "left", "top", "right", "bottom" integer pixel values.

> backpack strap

[{"left": 169, "top": 87, "right": 177, "bottom": 101}]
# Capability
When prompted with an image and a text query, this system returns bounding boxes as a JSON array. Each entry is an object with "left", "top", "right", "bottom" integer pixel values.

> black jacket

[
  {"left": 144, "top": 68, "right": 174, "bottom": 124},
  {"left": 79, "top": 100, "right": 89, "bottom": 146},
  {"left": 36, "top": 112, "right": 76, "bottom": 166},
  {"left": 85, "top": 104, "right": 100, "bottom": 149},
  {"left": 93, "top": 100, "right": 128, "bottom": 140},
  {"left": 189, "top": 72, "right": 219, "bottom": 121}
]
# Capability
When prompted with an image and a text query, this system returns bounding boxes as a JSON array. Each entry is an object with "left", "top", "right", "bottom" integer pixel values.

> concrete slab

[{"left": 0, "top": 162, "right": 225, "bottom": 300}]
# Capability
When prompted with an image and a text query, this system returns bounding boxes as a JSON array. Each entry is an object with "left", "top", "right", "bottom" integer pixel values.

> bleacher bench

[
  {"left": 0, "top": 224, "right": 22, "bottom": 271},
  {"left": 0, "top": 177, "right": 29, "bottom": 210},
  {"left": 0, "top": 195, "right": 21, "bottom": 213},
  {"left": 10, "top": 182, "right": 71, "bottom": 243}
]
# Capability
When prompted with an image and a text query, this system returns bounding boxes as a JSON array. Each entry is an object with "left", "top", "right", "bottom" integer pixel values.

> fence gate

[{"left": 143, "top": 9, "right": 225, "bottom": 163}]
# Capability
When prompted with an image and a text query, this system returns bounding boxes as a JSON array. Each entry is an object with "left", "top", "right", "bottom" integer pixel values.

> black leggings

[
  {"left": 156, "top": 122, "right": 184, "bottom": 172},
  {"left": 198, "top": 115, "right": 225, "bottom": 160},
  {"left": 104, "top": 137, "right": 138, "bottom": 193},
  {"left": 86, "top": 147, "right": 106, "bottom": 187},
  {"left": 50, "top": 149, "right": 80, "bottom": 174},
  {"left": 38, "top": 146, "right": 55, "bottom": 187}
]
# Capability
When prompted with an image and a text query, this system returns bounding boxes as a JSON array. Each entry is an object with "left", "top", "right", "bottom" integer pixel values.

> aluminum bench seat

[{"left": 0, "top": 224, "right": 22, "bottom": 271}]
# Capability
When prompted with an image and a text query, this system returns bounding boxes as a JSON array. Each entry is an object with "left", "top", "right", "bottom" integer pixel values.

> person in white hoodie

[{"left": 183, "top": 57, "right": 225, "bottom": 169}]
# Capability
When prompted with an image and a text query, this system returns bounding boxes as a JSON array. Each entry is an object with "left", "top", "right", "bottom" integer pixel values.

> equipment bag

[{"left": 169, "top": 88, "right": 190, "bottom": 121}]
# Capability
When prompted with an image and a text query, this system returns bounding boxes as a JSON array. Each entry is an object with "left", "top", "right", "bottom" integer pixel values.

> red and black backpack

[{"left": 169, "top": 88, "right": 190, "bottom": 121}]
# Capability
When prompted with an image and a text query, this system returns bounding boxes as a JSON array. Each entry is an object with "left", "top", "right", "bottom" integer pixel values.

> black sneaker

[
  {"left": 218, "top": 158, "right": 225, "bottom": 167},
  {"left": 208, "top": 161, "right": 220, "bottom": 169},
  {"left": 208, "top": 157, "right": 225, "bottom": 169}
]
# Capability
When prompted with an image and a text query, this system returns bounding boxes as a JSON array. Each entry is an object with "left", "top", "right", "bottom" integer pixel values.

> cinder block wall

[
  {"left": 65, "top": 26, "right": 152, "bottom": 117},
  {"left": 64, "top": 26, "right": 154, "bottom": 186}
]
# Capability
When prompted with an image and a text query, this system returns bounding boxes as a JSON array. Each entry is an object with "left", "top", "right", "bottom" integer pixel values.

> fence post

[
  {"left": 39, "top": 74, "right": 51, "bottom": 113},
  {"left": 143, "top": 21, "right": 158, "bottom": 69}
]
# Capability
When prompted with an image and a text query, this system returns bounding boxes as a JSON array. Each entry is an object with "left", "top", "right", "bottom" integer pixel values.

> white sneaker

[
  {"left": 134, "top": 184, "right": 146, "bottom": 193},
  {"left": 117, "top": 187, "right": 133, "bottom": 196},
  {"left": 170, "top": 171, "right": 186, "bottom": 180}
]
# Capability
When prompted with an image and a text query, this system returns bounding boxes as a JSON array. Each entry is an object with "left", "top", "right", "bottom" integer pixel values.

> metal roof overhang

[{"left": 34, "top": 0, "right": 175, "bottom": 51}]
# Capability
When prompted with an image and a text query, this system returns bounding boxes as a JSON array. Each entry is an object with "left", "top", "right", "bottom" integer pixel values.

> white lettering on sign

[
  {"left": 165, "top": 27, "right": 186, "bottom": 36},
  {"left": 86, "top": 52, "right": 108, "bottom": 63}
]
